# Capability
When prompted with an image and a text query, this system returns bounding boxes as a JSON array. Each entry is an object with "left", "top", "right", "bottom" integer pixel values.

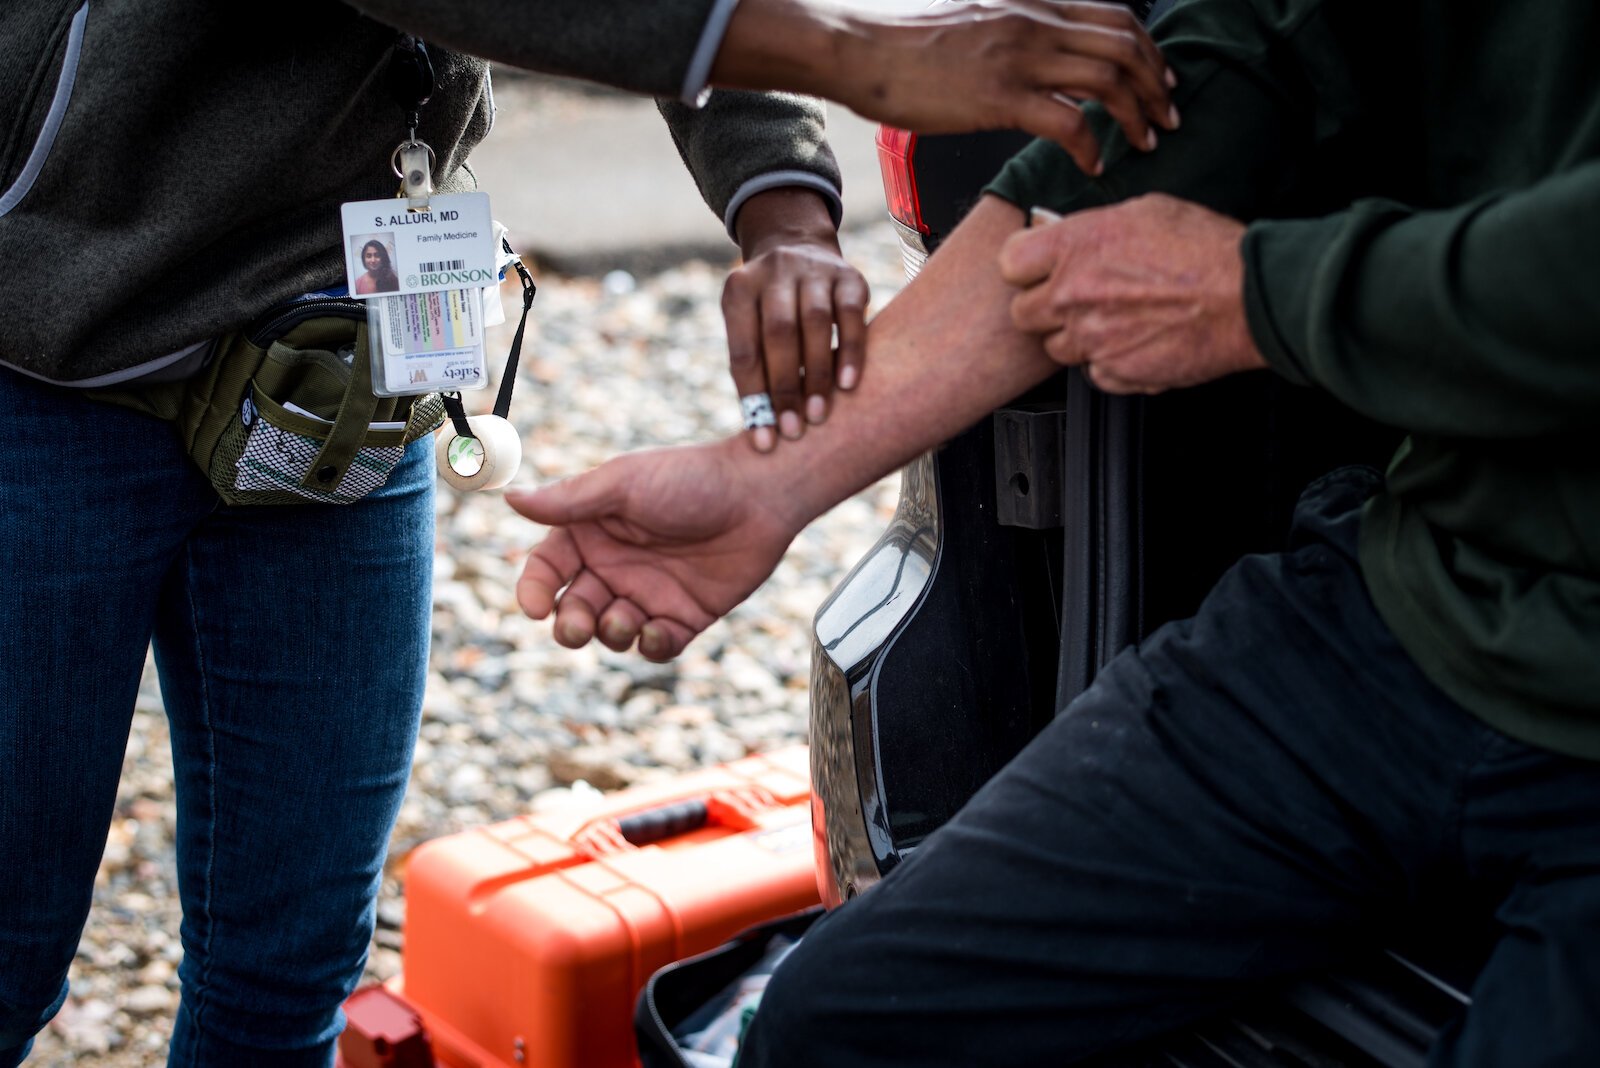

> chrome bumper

[{"left": 808, "top": 450, "right": 939, "bottom": 907}]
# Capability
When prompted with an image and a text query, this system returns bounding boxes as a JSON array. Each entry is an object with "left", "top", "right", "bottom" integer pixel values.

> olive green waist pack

[{"left": 91, "top": 297, "right": 444, "bottom": 506}]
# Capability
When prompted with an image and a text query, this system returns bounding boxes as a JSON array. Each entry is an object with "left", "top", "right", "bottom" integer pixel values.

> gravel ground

[{"left": 25, "top": 222, "right": 908, "bottom": 1066}]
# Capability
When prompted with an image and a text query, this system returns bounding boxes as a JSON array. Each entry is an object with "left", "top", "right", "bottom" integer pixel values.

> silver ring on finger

[{"left": 741, "top": 392, "right": 776, "bottom": 430}]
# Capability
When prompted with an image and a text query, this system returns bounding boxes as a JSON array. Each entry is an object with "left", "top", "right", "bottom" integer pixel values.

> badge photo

[{"left": 352, "top": 234, "right": 401, "bottom": 296}]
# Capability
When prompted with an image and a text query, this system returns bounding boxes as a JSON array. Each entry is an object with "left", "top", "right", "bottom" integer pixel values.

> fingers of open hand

[
  {"left": 517, "top": 529, "right": 581, "bottom": 621},
  {"left": 511, "top": 472, "right": 631, "bottom": 627},
  {"left": 557, "top": 570, "right": 622, "bottom": 649},
  {"left": 551, "top": 589, "right": 695, "bottom": 661},
  {"left": 552, "top": 588, "right": 599, "bottom": 649},
  {"left": 636, "top": 617, "right": 697, "bottom": 662},
  {"left": 596, "top": 597, "right": 648, "bottom": 652},
  {"left": 543, "top": 567, "right": 682, "bottom": 658},
  {"left": 531, "top": 556, "right": 704, "bottom": 660}
]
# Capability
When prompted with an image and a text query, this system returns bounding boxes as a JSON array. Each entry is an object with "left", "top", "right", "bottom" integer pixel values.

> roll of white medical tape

[{"left": 435, "top": 414, "right": 522, "bottom": 492}]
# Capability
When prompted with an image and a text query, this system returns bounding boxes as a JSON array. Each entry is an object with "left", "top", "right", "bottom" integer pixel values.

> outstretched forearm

[
  {"left": 750, "top": 195, "right": 1058, "bottom": 532},
  {"left": 507, "top": 196, "right": 1057, "bottom": 659},
  {"left": 507, "top": 194, "right": 1058, "bottom": 659}
]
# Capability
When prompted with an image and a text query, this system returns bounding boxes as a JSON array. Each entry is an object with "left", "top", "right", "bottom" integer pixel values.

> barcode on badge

[{"left": 417, "top": 259, "right": 466, "bottom": 273}]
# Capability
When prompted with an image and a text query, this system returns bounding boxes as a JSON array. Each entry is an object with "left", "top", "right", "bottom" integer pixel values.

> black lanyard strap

[{"left": 442, "top": 237, "right": 536, "bottom": 440}]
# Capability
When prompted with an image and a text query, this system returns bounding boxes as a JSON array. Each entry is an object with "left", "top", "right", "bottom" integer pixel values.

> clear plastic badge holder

[
  {"left": 367, "top": 286, "right": 489, "bottom": 398},
  {"left": 341, "top": 173, "right": 500, "bottom": 398},
  {"left": 365, "top": 222, "right": 521, "bottom": 397}
]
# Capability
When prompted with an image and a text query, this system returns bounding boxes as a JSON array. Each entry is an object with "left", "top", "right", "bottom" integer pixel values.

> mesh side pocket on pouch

[
  {"left": 207, "top": 385, "right": 442, "bottom": 506},
  {"left": 88, "top": 302, "right": 449, "bottom": 506}
]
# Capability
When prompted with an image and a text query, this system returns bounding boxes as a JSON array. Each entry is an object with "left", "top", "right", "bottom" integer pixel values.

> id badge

[{"left": 340, "top": 192, "right": 498, "bottom": 396}]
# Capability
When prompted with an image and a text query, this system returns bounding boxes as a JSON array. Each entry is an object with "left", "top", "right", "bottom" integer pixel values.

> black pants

[{"left": 740, "top": 468, "right": 1600, "bottom": 1067}]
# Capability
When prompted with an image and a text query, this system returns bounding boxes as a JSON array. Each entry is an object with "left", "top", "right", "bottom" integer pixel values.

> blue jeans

[
  {"left": 741, "top": 467, "right": 1600, "bottom": 1067},
  {"left": 0, "top": 368, "right": 435, "bottom": 1066}
]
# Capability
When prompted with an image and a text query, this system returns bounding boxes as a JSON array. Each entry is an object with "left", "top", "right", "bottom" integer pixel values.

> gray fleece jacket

[{"left": 0, "top": 0, "right": 841, "bottom": 385}]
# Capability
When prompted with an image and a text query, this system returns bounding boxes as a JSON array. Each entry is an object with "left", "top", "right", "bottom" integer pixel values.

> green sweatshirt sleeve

[
  {"left": 1244, "top": 160, "right": 1600, "bottom": 438},
  {"left": 987, "top": 0, "right": 1359, "bottom": 223}
]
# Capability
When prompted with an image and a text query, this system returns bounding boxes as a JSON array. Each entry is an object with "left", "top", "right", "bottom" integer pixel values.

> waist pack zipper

[{"left": 245, "top": 297, "right": 367, "bottom": 348}]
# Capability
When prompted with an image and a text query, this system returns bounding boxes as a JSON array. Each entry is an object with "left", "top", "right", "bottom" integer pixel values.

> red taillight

[{"left": 875, "top": 125, "right": 929, "bottom": 236}]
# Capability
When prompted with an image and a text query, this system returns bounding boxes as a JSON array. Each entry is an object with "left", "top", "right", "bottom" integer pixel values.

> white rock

[{"left": 123, "top": 985, "right": 175, "bottom": 1016}]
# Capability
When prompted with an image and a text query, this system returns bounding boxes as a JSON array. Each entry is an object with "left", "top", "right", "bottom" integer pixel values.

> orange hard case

[{"left": 384, "top": 746, "right": 818, "bottom": 1068}]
